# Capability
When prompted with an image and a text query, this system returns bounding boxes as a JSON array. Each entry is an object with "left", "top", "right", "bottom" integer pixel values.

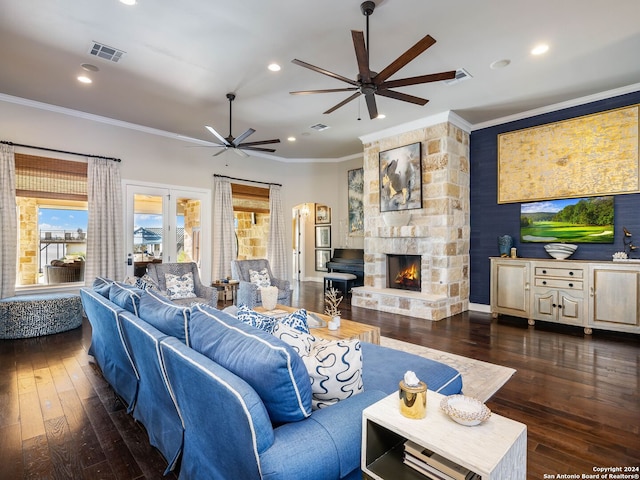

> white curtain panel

[
  {"left": 0, "top": 144, "right": 17, "bottom": 298},
  {"left": 86, "top": 158, "right": 124, "bottom": 284},
  {"left": 212, "top": 177, "right": 236, "bottom": 281},
  {"left": 268, "top": 184, "right": 287, "bottom": 280}
]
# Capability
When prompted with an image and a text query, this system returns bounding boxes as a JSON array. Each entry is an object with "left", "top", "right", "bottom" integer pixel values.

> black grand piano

[{"left": 326, "top": 248, "right": 364, "bottom": 287}]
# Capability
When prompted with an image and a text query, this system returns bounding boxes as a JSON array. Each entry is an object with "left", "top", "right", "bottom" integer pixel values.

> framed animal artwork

[{"left": 379, "top": 142, "right": 422, "bottom": 212}]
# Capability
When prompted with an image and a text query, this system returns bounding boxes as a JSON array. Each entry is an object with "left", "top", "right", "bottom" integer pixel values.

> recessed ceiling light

[
  {"left": 77, "top": 75, "right": 92, "bottom": 84},
  {"left": 81, "top": 63, "right": 99, "bottom": 72},
  {"left": 268, "top": 63, "right": 281, "bottom": 72},
  {"left": 531, "top": 44, "right": 549, "bottom": 56},
  {"left": 120, "top": 0, "right": 136, "bottom": 5},
  {"left": 287, "top": 136, "right": 296, "bottom": 142},
  {"left": 490, "top": 59, "right": 511, "bottom": 69},
  {"left": 376, "top": 114, "right": 386, "bottom": 119}
]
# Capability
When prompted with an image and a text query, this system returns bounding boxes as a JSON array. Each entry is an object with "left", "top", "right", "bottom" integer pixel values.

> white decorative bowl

[
  {"left": 382, "top": 211, "right": 411, "bottom": 227},
  {"left": 544, "top": 243, "right": 578, "bottom": 260},
  {"left": 440, "top": 395, "right": 491, "bottom": 426}
]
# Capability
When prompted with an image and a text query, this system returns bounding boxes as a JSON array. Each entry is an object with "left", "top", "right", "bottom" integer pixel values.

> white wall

[{"left": 0, "top": 97, "right": 363, "bottom": 284}]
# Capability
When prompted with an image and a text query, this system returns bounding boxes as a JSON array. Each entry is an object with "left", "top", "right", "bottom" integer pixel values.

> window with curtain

[{"left": 15, "top": 154, "right": 88, "bottom": 286}]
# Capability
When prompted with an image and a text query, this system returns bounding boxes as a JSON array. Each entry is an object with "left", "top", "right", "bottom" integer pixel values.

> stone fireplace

[{"left": 351, "top": 114, "right": 470, "bottom": 320}]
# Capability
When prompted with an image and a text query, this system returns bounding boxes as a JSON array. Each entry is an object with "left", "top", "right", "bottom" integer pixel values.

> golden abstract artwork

[{"left": 498, "top": 105, "right": 639, "bottom": 203}]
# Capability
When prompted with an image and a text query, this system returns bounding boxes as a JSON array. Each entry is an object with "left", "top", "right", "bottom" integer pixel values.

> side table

[
  {"left": 362, "top": 391, "right": 527, "bottom": 479},
  {"left": 211, "top": 280, "right": 239, "bottom": 306}
]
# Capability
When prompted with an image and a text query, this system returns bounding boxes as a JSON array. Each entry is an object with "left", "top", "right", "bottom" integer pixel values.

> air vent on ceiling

[
  {"left": 88, "top": 42, "right": 126, "bottom": 63},
  {"left": 310, "top": 123, "right": 330, "bottom": 131},
  {"left": 444, "top": 68, "right": 472, "bottom": 86}
]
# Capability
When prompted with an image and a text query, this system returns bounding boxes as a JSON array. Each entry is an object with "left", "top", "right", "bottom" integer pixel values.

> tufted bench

[
  {"left": 0, "top": 293, "right": 84, "bottom": 339},
  {"left": 323, "top": 272, "right": 357, "bottom": 297}
]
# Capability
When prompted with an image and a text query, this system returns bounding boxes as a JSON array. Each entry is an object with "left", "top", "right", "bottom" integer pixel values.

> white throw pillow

[
  {"left": 165, "top": 272, "right": 197, "bottom": 300},
  {"left": 249, "top": 268, "right": 271, "bottom": 288},
  {"left": 274, "top": 323, "right": 363, "bottom": 410},
  {"left": 303, "top": 338, "right": 363, "bottom": 410},
  {"left": 272, "top": 322, "right": 316, "bottom": 355}
]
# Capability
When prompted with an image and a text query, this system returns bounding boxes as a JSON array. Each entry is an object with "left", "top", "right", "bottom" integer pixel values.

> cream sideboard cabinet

[
  {"left": 490, "top": 258, "right": 531, "bottom": 319},
  {"left": 490, "top": 257, "right": 640, "bottom": 335},
  {"left": 531, "top": 262, "right": 585, "bottom": 327},
  {"left": 588, "top": 263, "right": 640, "bottom": 335}
]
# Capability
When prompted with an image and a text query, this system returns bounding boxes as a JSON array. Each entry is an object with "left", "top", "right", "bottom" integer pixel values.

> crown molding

[{"left": 359, "top": 110, "right": 472, "bottom": 146}]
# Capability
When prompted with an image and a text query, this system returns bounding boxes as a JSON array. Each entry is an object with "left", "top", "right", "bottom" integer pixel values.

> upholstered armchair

[
  {"left": 146, "top": 262, "right": 217, "bottom": 306},
  {"left": 230, "top": 259, "right": 292, "bottom": 308}
]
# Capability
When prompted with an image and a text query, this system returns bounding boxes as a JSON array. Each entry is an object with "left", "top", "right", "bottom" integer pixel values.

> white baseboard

[{"left": 469, "top": 302, "right": 491, "bottom": 313}]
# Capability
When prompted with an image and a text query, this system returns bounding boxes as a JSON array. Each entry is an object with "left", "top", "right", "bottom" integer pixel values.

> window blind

[{"left": 15, "top": 154, "right": 87, "bottom": 201}]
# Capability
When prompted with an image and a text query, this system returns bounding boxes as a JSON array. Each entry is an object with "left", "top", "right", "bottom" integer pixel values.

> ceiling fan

[
  {"left": 290, "top": 1, "right": 457, "bottom": 120},
  {"left": 205, "top": 93, "right": 280, "bottom": 157}
]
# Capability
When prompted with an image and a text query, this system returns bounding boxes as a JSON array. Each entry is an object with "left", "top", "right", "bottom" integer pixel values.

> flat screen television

[{"left": 520, "top": 196, "right": 614, "bottom": 243}]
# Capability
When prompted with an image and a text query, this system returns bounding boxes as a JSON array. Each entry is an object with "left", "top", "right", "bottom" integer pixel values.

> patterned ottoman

[{"left": 0, "top": 293, "right": 84, "bottom": 339}]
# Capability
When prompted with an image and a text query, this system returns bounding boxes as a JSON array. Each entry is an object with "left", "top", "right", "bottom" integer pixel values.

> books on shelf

[{"left": 403, "top": 440, "right": 479, "bottom": 480}]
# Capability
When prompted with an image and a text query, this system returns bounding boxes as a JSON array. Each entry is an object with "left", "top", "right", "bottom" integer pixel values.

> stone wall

[
  {"left": 16, "top": 197, "right": 38, "bottom": 285},
  {"left": 351, "top": 120, "right": 470, "bottom": 320},
  {"left": 235, "top": 212, "right": 270, "bottom": 260}
]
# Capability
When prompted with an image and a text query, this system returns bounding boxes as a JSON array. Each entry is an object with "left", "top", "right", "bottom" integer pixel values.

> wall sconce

[
  {"left": 623, "top": 226, "right": 637, "bottom": 256},
  {"left": 300, "top": 204, "right": 310, "bottom": 218}
]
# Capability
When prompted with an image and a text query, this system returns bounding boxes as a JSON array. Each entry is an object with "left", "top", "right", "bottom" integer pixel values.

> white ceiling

[{"left": 1, "top": 0, "right": 639, "bottom": 160}]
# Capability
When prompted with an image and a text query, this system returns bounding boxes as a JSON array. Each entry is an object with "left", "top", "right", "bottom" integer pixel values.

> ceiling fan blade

[
  {"left": 365, "top": 93, "right": 378, "bottom": 119},
  {"left": 381, "top": 70, "right": 457, "bottom": 89},
  {"left": 323, "top": 92, "right": 361, "bottom": 114},
  {"left": 242, "top": 146, "right": 278, "bottom": 153},
  {"left": 376, "top": 89, "right": 429, "bottom": 106},
  {"left": 232, "top": 148, "right": 249, "bottom": 158},
  {"left": 352, "top": 30, "right": 371, "bottom": 83},
  {"left": 238, "top": 138, "right": 281, "bottom": 147},
  {"left": 232, "top": 128, "right": 255, "bottom": 146},
  {"left": 212, "top": 147, "right": 228, "bottom": 157},
  {"left": 291, "top": 59, "right": 359, "bottom": 86},
  {"left": 290, "top": 87, "right": 359, "bottom": 95},
  {"left": 205, "top": 125, "right": 230, "bottom": 146},
  {"left": 375, "top": 34, "right": 437, "bottom": 84}
]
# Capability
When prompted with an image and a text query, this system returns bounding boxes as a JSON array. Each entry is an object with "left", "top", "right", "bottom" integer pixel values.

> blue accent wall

[{"left": 470, "top": 90, "right": 640, "bottom": 305}]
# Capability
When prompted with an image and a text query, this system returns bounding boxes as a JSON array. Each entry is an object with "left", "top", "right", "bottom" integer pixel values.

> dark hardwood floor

[{"left": 1, "top": 281, "right": 638, "bottom": 479}]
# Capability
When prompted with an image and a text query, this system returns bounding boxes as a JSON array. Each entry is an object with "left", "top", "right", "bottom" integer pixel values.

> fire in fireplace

[{"left": 387, "top": 254, "right": 421, "bottom": 292}]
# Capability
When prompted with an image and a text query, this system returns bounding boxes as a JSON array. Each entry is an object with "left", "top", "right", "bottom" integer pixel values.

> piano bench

[{"left": 324, "top": 273, "right": 357, "bottom": 297}]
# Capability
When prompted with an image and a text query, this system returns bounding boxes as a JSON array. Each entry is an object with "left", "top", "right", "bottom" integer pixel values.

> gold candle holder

[{"left": 399, "top": 380, "right": 427, "bottom": 419}]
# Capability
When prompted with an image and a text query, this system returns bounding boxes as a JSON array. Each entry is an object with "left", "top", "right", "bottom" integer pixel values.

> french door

[{"left": 123, "top": 181, "right": 211, "bottom": 283}]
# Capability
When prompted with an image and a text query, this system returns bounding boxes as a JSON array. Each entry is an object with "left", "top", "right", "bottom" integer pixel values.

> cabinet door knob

[
  {"left": 542, "top": 281, "right": 547, "bottom": 285},
  {"left": 542, "top": 270, "right": 547, "bottom": 274},
  {"left": 552, "top": 303, "right": 557, "bottom": 308},
  {"left": 568, "top": 283, "right": 573, "bottom": 288},
  {"left": 569, "top": 271, "right": 574, "bottom": 276}
]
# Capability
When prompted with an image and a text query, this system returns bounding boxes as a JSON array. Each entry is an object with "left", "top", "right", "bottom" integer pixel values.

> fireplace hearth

[{"left": 387, "top": 254, "right": 421, "bottom": 292}]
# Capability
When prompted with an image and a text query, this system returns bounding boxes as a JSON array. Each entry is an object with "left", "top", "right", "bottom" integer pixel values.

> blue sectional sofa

[{"left": 80, "top": 279, "right": 463, "bottom": 479}]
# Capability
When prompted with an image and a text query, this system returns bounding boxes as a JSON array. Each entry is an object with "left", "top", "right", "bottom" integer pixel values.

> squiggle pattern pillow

[
  {"left": 249, "top": 268, "right": 271, "bottom": 288},
  {"left": 273, "top": 323, "right": 363, "bottom": 409},
  {"left": 165, "top": 272, "right": 197, "bottom": 300}
]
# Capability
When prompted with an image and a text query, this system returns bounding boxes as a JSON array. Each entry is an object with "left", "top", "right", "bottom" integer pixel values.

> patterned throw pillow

[
  {"left": 249, "top": 268, "right": 271, "bottom": 288},
  {"left": 273, "top": 324, "right": 364, "bottom": 410},
  {"left": 272, "top": 322, "right": 316, "bottom": 355},
  {"left": 237, "top": 305, "right": 278, "bottom": 333},
  {"left": 165, "top": 272, "right": 197, "bottom": 300},
  {"left": 237, "top": 306, "right": 310, "bottom": 335},
  {"left": 302, "top": 338, "right": 363, "bottom": 410}
]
